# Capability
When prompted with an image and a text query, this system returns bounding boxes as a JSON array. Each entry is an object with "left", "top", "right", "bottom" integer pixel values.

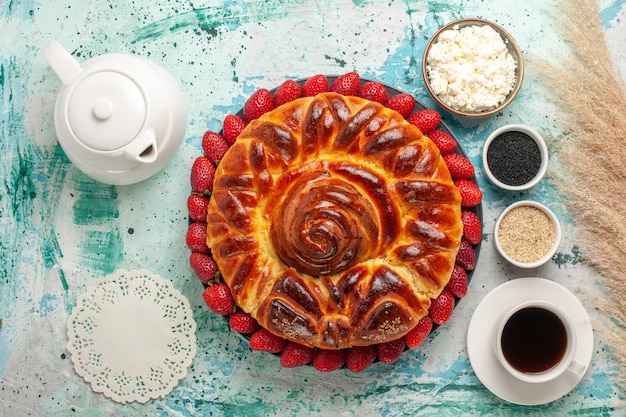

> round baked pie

[{"left": 205, "top": 92, "right": 463, "bottom": 350}]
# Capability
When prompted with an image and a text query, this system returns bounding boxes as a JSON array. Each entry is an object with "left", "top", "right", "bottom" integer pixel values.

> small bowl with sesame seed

[
  {"left": 494, "top": 200, "right": 562, "bottom": 268},
  {"left": 483, "top": 124, "right": 549, "bottom": 191}
]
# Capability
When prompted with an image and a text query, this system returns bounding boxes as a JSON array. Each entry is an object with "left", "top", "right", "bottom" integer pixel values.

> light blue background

[{"left": 1, "top": 0, "right": 625, "bottom": 415}]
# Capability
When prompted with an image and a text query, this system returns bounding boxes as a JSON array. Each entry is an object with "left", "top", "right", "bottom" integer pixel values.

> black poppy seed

[{"left": 486, "top": 131, "right": 542, "bottom": 186}]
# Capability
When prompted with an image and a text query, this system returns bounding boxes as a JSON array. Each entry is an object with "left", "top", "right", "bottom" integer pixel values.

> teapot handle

[
  {"left": 42, "top": 40, "right": 82, "bottom": 86},
  {"left": 124, "top": 130, "right": 158, "bottom": 164}
]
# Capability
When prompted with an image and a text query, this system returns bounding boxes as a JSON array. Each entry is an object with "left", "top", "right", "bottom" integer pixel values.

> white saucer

[{"left": 467, "top": 278, "right": 593, "bottom": 405}]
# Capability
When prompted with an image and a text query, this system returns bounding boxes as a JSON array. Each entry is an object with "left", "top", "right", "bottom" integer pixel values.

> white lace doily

[{"left": 66, "top": 270, "right": 197, "bottom": 404}]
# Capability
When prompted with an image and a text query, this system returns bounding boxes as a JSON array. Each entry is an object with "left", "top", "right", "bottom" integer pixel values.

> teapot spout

[
  {"left": 124, "top": 129, "right": 158, "bottom": 164},
  {"left": 42, "top": 40, "right": 82, "bottom": 85}
]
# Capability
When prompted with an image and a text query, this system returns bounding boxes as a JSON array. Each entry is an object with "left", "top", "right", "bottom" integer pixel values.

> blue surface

[{"left": 1, "top": 0, "right": 625, "bottom": 415}]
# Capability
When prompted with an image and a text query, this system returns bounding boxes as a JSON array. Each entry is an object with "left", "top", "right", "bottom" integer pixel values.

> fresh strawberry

[
  {"left": 357, "top": 81, "right": 388, "bottom": 104},
  {"left": 377, "top": 338, "right": 405, "bottom": 364},
  {"left": 330, "top": 71, "right": 360, "bottom": 96},
  {"left": 303, "top": 74, "right": 329, "bottom": 96},
  {"left": 187, "top": 193, "right": 210, "bottom": 222},
  {"left": 222, "top": 114, "right": 246, "bottom": 145},
  {"left": 444, "top": 153, "right": 475, "bottom": 180},
  {"left": 273, "top": 79, "right": 302, "bottom": 107},
  {"left": 428, "top": 130, "right": 457, "bottom": 155},
  {"left": 313, "top": 349, "right": 345, "bottom": 372},
  {"left": 190, "top": 156, "right": 215, "bottom": 195},
  {"left": 386, "top": 93, "right": 415, "bottom": 118},
  {"left": 229, "top": 310, "right": 258, "bottom": 334},
  {"left": 446, "top": 265, "right": 468, "bottom": 298},
  {"left": 201, "top": 131, "right": 230, "bottom": 165},
  {"left": 243, "top": 88, "right": 274, "bottom": 122},
  {"left": 407, "top": 109, "right": 441, "bottom": 134},
  {"left": 189, "top": 252, "right": 218, "bottom": 284},
  {"left": 346, "top": 346, "right": 377, "bottom": 373},
  {"left": 455, "top": 179, "right": 482, "bottom": 208},
  {"left": 456, "top": 239, "right": 477, "bottom": 271},
  {"left": 280, "top": 342, "right": 315, "bottom": 368},
  {"left": 429, "top": 289, "right": 455, "bottom": 325},
  {"left": 202, "top": 282, "right": 235, "bottom": 315},
  {"left": 186, "top": 222, "right": 209, "bottom": 254},
  {"left": 249, "top": 328, "right": 286, "bottom": 353},
  {"left": 461, "top": 210, "right": 482, "bottom": 245},
  {"left": 405, "top": 316, "right": 433, "bottom": 349}
]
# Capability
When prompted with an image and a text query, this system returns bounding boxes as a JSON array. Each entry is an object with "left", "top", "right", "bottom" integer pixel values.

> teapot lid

[{"left": 67, "top": 71, "right": 146, "bottom": 150}]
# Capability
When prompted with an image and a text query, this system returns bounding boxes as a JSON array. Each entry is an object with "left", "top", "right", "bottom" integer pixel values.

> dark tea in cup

[
  {"left": 500, "top": 306, "right": 567, "bottom": 373},
  {"left": 495, "top": 300, "right": 584, "bottom": 383}
]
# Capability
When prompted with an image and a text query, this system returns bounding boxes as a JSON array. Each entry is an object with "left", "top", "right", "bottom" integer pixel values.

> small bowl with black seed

[{"left": 483, "top": 124, "right": 548, "bottom": 191}]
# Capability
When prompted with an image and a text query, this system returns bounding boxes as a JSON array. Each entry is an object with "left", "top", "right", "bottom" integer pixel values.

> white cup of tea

[{"left": 494, "top": 300, "right": 586, "bottom": 384}]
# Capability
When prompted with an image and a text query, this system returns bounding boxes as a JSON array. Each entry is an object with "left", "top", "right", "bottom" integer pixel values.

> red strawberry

[
  {"left": 428, "top": 130, "right": 457, "bottom": 155},
  {"left": 201, "top": 131, "right": 230, "bottom": 165},
  {"left": 405, "top": 316, "right": 433, "bottom": 349},
  {"left": 330, "top": 71, "right": 360, "bottom": 96},
  {"left": 273, "top": 79, "right": 302, "bottom": 107},
  {"left": 429, "top": 289, "right": 455, "bottom": 325},
  {"left": 303, "top": 74, "right": 329, "bottom": 97},
  {"left": 190, "top": 156, "right": 215, "bottom": 194},
  {"left": 386, "top": 93, "right": 415, "bottom": 118},
  {"left": 313, "top": 349, "right": 345, "bottom": 372},
  {"left": 186, "top": 222, "right": 209, "bottom": 254},
  {"left": 202, "top": 282, "right": 234, "bottom": 315},
  {"left": 446, "top": 265, "right": 468, "bottom": 298},
  {"left": 187, "top": 193, "right": 210, "bottom": 222},
  {"left": 444, "top": 153, "right": 475, "bottom": 180},
  {"left": 357, "top": 81, "right": 388, "bottom": 104},
  {"left": 456, "top": 239, "right": 477, "bottom": 271},
  {"left": 407, "top": 109, "right": 441, "bottom": 134},
  {"left": 461, "top": 210, "right": 482, "bottom": 245},
  {"left": 346, "top": 346, "right": 377, "bottom": 373},
  {"left": 229, "top": 310, "right": 258, "bottom": 334},
  {"left": 222, "top": 114, "right": 246, "bottom": 145},
  {"left": 280, "top": 342, "right": 315, "bottom": 368},
  {"left": 455, "top": 179, "right": 482, "bottom": 208},
  {"left": 377, "top": 338, "right": 405, "bottom": 364},
  {"left": 189, "top": 252, "right": 218, "bottom": 284},
  {"left": 249, "top": 328, "right": 286, "bottom": 353},
  {"left": 243, "top": 88, "right": 274, "bottom": 122}
]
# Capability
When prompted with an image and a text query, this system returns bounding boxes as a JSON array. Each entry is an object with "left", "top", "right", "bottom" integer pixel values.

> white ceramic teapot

[{"left": 42, "top": 40, "right": 188, "bottom": 185}]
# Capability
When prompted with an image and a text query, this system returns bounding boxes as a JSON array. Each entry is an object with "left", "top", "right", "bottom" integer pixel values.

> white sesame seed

[{"left": 497, "top": 206, "right": 555, "bottom": 263}]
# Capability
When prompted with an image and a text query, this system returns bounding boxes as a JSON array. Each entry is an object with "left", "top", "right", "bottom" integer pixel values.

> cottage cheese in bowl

[{"left": 423, "top": 19, "right": 522, "bottom": 116}]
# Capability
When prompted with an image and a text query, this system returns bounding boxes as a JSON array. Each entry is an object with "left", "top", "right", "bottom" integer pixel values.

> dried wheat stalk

[{"left": 534, "top": 0, "right": 626, "bottom": 394}]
